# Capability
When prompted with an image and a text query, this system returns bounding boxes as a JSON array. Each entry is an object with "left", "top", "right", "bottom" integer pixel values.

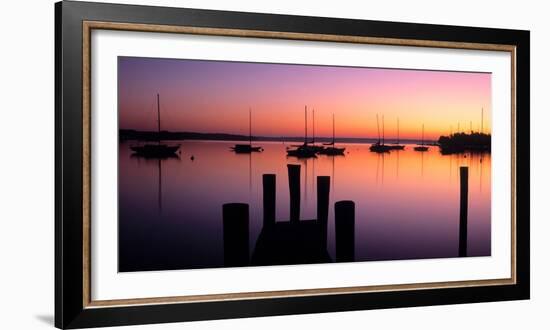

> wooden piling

[
  {"left": 288, "top": 164, "right": 301, "bottom": 222},
  {"left": 222, "top": 203, "right": 249, "bottom": 267},
  {"left": 317, "top": 176, "right": 330, "bottom": 249},
  {"left": 263, "top": 174, "right": 276, "bottom": 226},
  {"left": 459, "top": 166, "right": 468, "bottom": 257},
  {"left": 335, "top": 200, "right": 355, "bottom": 262},
  {"left": 317, "top": 176, "right": 330, "bottom": 224}
]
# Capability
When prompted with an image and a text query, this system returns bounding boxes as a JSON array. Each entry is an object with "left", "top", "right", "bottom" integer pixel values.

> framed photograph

[{"left": 55, "top": 1, "right": 530, "bottom": 328}]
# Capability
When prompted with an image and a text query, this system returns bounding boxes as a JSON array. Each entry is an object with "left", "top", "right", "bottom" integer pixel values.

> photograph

[{"left": 118, "top": 56, "right": 492, "bottom": 272}]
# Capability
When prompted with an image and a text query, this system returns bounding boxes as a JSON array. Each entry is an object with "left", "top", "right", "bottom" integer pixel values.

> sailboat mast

[
  {"left": 249, "top": 108, "right": 252, "bottom": 146},
  {"left": 382, "top": 115, "right": 385, "bottom": 145},
  {"left": 376, "top": 114, "right": 381, "bottom": 143},
  {"left": 397, "top": 118, "right": 400, "bottom": 144},
  {"left": 157, "top": 93, "right": 161, "bottom": 142},
  {"left": 305, "top": 105, "right": 308, "bottom": 144},
  {"left": 481, "top": 108, "right": 483, "bottom": 133},
  {"left": 312, "top": 108, "right": 315, "bottom": 144},
  {"left": 333, "top": 114, "right": 335, "bottom": 144},
  {"left": 422, "top": 124, "right": 425, "bottom": 146}
]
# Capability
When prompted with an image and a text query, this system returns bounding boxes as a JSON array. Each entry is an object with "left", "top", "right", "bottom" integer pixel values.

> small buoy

[{"left": 190, "top": 155, "right": 195, "bottom": 161}]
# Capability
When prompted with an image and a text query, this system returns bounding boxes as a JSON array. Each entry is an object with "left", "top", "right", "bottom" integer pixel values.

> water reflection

[{"left": 118, "top": 140, "right": 491, "bottom": 272}]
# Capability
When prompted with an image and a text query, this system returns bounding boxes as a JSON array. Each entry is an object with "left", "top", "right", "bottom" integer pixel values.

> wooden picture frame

[{"left": 55, "top": 1, "right": 530, "bottom": 328}]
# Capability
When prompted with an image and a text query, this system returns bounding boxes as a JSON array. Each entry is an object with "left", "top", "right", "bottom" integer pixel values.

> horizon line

[{"left": 119, "top": 128, "right": 491, "bottom": 142}]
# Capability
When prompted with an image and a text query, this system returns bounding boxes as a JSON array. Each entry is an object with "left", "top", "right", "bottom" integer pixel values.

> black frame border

[{"left": 55, "top": 1, "right": 530, "bottom": 328}]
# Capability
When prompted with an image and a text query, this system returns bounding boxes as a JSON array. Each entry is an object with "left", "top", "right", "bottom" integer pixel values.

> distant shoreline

[{"left": 119, "top": 129, "right": 436, "bottom": 144}]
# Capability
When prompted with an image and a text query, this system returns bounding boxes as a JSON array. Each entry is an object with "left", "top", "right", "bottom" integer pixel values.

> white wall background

[{"left": 0, "top": 0, "right": 546, "bottom": 329}]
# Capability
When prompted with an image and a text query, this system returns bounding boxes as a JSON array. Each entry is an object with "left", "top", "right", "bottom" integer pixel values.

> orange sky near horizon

[{"left": 118, "top": 57, "right": 492, "bottom": 140}]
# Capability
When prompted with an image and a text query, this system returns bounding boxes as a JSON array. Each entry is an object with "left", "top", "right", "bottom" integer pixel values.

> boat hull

[
  {"left": 130, "top": 144, "right": 180, "bottom": 158},
  {"left": 387, "top": 145, "right": 405, "bottom": 150},
  {"left": 286, "top": 146, "right": 317, "bottom": 158},
  {"left": 369, "top": 143, "right": 392, "bottom": 153},
  {"left": 231, "top": 144, "right": 263, "bottom": 153},
  {"left": 319, "top": 147, "right": 345, "bottom": 155},
  {"left": 308, "top": 145, "right": 325, "bottom": 153}
]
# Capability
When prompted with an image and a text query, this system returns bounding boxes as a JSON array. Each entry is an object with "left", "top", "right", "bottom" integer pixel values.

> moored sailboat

[
  {"left": 388, "top": 118, "right": 405, "bottom": 150},
  {"left": 319, "top": 114, "right": 345, "bottom": 155},
  {"left": 287, "top": 106, "right": 317, "bottom": 158},
  {"left": 231, "top": 108, "right": 263, "bottom": 153},
  {"left": 414, "top": 124, "right": 429, "bottom": 152},
  {"left": 130, "top": 94, "right": 180, "bottom": 158},
  {"left": 370, "top": 114, "right": 392, "bottom": 153}
]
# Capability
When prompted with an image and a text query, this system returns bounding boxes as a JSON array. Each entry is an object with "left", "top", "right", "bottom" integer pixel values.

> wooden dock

[{"left": 222, "top": 164, "right": 356, "bottom": 267}]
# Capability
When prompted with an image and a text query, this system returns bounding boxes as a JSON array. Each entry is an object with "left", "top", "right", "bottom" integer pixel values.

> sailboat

[
  {"left": 287, "top": 106, "right": 317, "bottom": 158},
  {"left": 231, "top": 108, "right": 263, "bottom": 153},
  {"left": 414, "top": 124, "right": 429, "bottom": 152},
  {"left": 388, "top": 118, "right": 405, "bottom": 150},
  {"left": 319, "top": 114, "right": 345, "bottom": 155},
  {"left": 370, "top": 114, "right": 392, "bottom": 153},
  {"left": 130, "top": 94, "right": 180, "bottom": 158}
]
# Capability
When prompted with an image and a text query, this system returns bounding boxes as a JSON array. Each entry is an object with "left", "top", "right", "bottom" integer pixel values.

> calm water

[{"left": 119, "top": 140, "right": 491, "bottom": 272}]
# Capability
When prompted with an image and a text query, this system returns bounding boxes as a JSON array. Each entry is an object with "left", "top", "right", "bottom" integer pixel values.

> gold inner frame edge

[{"left": 81, "top": 20, "right": 517, "bottom": 308}]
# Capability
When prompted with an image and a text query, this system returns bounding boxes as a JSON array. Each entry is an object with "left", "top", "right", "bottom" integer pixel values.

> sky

[{"left": 118, "top": 56, "right": 492, "bottom": 140}]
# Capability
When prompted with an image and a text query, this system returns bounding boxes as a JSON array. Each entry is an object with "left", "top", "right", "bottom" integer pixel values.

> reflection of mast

[
  {"left": 304, "top": 158, "right": 308, "bottom": 205},
  {"left": 375, "top": 153, "right": 380, "bottom": 185},
  {"left": 381, "top": 153, "right": 385, "bottom": 184},
  {"left": 375, "top": 153, "right": 386, "bottom": 185},
  {"left": 312, "top": 156, "right": 316, "bottom": 193},
  {"left": 479, "top": 153, "right": 484, "bottom": 192},
  {"left": 157, "top": 158, "right": 162, "bottom": 213},
  {"left": 449, "top": 153, "right": 452, "bottom": 182},
  {"left": 249, "top": 153, "right": 252, "bottom": 192},
  {"left": 332, "top": 154, "right": 335, "bottom": 191},
  {"left": 420, "top": 152, "right": 425, "bottom": 177},
  {"left": 396, "top": 148, "right": 400, "bottom": 178}
]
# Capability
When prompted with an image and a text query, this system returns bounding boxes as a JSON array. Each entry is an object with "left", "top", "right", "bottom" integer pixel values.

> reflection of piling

[
  {"left": 459, "top": 166, "right": 468, "bottom": 257},
  {"left": 262, "top": 174, "right": 276, "bottom": 226},
  {"left": 222, "top": 203, "right": 249, "bottom": 267},
  {"left": 317, "top": 176, "right": 330, "bottom": 249},
  {"left": 335, "top": 200, "right": 355, "bottom": 262},
  {"left": 288, "top": 164, "right": 301, "bottom": 222}
]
